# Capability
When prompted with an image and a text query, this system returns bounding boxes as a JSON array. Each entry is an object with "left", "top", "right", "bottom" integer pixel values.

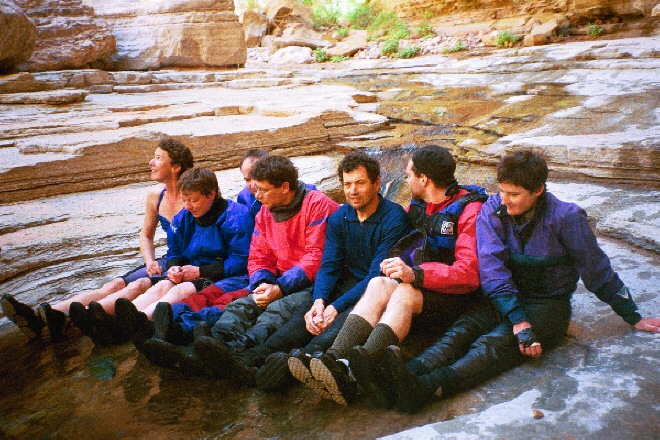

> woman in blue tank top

[{"left": 1, "top": 138, "right": 194, "bottom": 343}]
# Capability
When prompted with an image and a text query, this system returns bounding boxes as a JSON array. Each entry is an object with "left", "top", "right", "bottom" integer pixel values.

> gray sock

[
  {"left": 326, "top": 314, "right": 373, "bottom": 359},
  {"left": 363, "top": 323, "right": 399, "bottom": 360}
]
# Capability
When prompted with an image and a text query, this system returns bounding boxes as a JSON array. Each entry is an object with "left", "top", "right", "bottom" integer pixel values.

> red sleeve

[
  {"left": 418, "top": 201, "right": 482, "bottom": 294},
  {"left": 295, "top": 193, "right": 339, "bottom": 282},
  {"left": 247, "top": 210, "right": 278, "bottom": 276}
]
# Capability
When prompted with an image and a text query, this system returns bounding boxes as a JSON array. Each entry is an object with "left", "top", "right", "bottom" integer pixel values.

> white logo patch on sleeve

[{"left": 441, "top": 221, "right": 454, "bottom": 235}]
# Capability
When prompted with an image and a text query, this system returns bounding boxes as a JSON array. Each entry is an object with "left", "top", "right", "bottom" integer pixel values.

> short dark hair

[
  {"left": 337, "top": 151, "right": 380, "bottom": 184},
  {"left": 249, "top": 155, "right": 298, "bottom": 188},
  {"left": 178, "top": 168, "right": 219, "bottom": 197},
  {"left": 411, "top": 145, "right": 456, "bottom": 187},
  {"left": 497, "top": 150, "right": 548, "bottom": 192},
  {"left": 240, "top": 148, "right": 269, "bottom": 169},
  {"left": 159, "top": 138, "right": 194, "bottom": 177}
]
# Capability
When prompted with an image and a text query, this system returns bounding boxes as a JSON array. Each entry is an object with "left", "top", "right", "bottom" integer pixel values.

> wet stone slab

[{"left": 0, "top": 236, "right": 657, "bottom": 439}]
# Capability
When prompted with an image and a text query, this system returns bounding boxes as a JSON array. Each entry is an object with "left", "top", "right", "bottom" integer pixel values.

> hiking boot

[
  {"left": 193, "top": 336, "right": 257, "bottom": 385},
  {"left": 348, "top": 346, "right": 394, "bottom": 409},
  {"left": 288, "top": 350, "right": 331, "bottom": 400},
  {"left": 142, "top": 338, "right": 207, "bottom": 377},
  {"left": 193, "top": 322, "right": 211, "bottom": 339},
  {"left": 310, "top": 353, "right": 356, "bottom": 405},
  {"left": 69, "top": 302, "right": 94, "bottom": 338},
  {"left": 255, "top": 352, "right": 293, "bottom": 391},
  {"left": 37, "top": 303, "right": 67, "bottom": 342},
  {"left": 384, "top": 345, "right": 435, "bottom": 414},
  {"left": 1, "top": 294, "right": 44, "bottom": 339}
]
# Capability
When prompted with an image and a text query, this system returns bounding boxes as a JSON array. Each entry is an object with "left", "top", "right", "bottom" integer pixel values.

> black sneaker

[
  {"left": 69, "top": 301, "right": 93, "bottom": 338},
  {"left": 255, "top": 352, "right": 293, "bottom": 391},
  {"left": 194, "top": 335, "right": 256, "bottom": 384},
  {"left": 1, "top": 294, "right": 44, "bottom": 339},
  {"left": 37, "top": 303, "right": 67, "bottom": 342},
  {"left": 310, "top": 353, "right": 356, "bottom": 405},
  {"left": 114, "top": 298, "right": 140, "bottom": 339},
  {"left": 384, "top": 345, "right": 435, "bottom": 414},
  {"left": 348, "top": 346, "right": 394, "bottom": 409},
  {"left": 88, "top": 301, "right": 115, "bottom": 345},
  {"left": 152, "top": 302, "right": 173, "bottom": 340},
  {"left": 288, "top": 350, "right": 331, "bottom": 400}
]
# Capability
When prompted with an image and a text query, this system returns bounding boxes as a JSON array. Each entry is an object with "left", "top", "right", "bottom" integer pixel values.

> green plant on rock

[
  {"left": 311, "top": 3, "right": 339, "bottom": 28},
  {"left": 587, "top": 23, "right": 603, "bottom": 37},
  {"left": 443, "top": 40, "right": 468, "bottom": 53},
  {"left": 367, "top": 10, "right": 406, "bottom": 40},
  {"left": 416, "top": 19, "right": 434, "bottom": 38},
  {"left": 381, "top": 39, "right": 400, "bottom": 57},
  {"left": 496, "top": 30, "right": 521, "bottom": 47},
  {"left": 337, "top": 27, "right": 349, "bottom": 38},
  {"left": 330, "top": 55, "right": 349, "bottom": 62},
  {"left": 348, "top": 4, "right": 379, "bottom": 29},
  {"left": 397, "top": 45, "right": 421, "bottom": 59},
  {"left": 314, "top": 47, "right": 329, "bottom": 62}
]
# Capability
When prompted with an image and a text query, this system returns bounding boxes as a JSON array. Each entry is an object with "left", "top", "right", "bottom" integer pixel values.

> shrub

[
  {"left": 443, "top": 40, "right": 468, "bottom": 53},
  {"left": 381, "top": 39, "right": 400, "bottom": 57},
  {"left": 314, "top": 48, "right": 329, "bottom": 62},
  {"left": 587, "top": 23, "right": 603, "bottom": 37},
  {"left": 416, "top": 19, "right": 434, "bottom": 38},
  {"left": 331, "top": 56, "right": 349, "bottom": 63},
  {"left": 311, "top": 3, "right": 339, "bottom": 28},
  {"left": 496, "top": 30, "right": 521, "bottom": 47},
  {"left": 397, "top": 45, "right": 421, "bottom": 59},
  {"left": 337, "top": 27, "right": 349, "bottom": 39},
  {"left": 348, "top": 4, "right": 378, "bottom": 29}
]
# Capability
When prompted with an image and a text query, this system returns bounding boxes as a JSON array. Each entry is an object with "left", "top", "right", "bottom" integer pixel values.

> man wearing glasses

[{"left": 140, "top": 155, "right": 338, "bottom": 375}]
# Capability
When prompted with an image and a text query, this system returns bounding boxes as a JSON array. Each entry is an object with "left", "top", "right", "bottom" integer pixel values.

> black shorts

[
  {"left": 414, "top": 289, "right": 484, "bottom": 328},
  {"left": 146, "top": 277, "right": 213, "bottom": 291}
]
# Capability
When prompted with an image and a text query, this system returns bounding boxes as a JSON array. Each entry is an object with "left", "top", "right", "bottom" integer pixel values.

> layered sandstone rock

[
  {"left": 14, "top": 0, "right": 115, "bottom": 72},
  {"left": 0, "top": 0, "right": 36, "bottom": 72},
  {"left": 80, "top": 0, "right": 246, "bottom": 70},
  {"left": 242, "top": 9, "right": 270, "bottom": 48},
  {"left": 377, "top": 0, "right": 658, "bottom": 21}
]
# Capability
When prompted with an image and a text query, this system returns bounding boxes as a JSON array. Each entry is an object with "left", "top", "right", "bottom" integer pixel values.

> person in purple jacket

[{"left": 373, "top": 149, "right": 659, "bottom": 413}]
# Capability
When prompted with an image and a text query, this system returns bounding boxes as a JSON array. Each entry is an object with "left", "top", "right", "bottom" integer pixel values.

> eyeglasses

[{"left": 255, "top": 186, "right": 277, "bottom": 196}]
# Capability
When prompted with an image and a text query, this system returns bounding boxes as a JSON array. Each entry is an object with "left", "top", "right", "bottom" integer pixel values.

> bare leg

[
  {"left": 351, "top": 276, "right": 399, "bottom": 326},
  {"left": 379, "top": 284, "right": 424, "bottom": 341},
  {"left": 141, "top": 282, "right": 197, "bottom": 319},
  {"left": 96, "top": 278, "right": 154, "bottom": 314},
  {"left": 132, "top": 280, "right": 176, "bottom": 316},
  {"left": 52, "top": 278, "right": 127, "bottom": 313}
]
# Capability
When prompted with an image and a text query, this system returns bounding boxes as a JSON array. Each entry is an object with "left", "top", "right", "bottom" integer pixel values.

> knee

[
  {"left": 129, "top": 278, "right": 152, "bottom": 291},
  {"left": 387, "top": 286, "right": 421, "bottom": 313}
]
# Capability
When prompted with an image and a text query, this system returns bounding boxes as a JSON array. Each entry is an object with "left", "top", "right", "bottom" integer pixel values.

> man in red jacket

[
  {"left": 308, "top": 145, "right": 488, "bottom": 405},
  {"left": 141, "top": 155, "right": 339, "bottom": 376}
]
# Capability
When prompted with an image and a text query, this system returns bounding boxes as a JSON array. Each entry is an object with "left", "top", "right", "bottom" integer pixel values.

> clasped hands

[
  {"left": 305, "top": 299, "right": 338, "bottom": 336},
  {"left": 167, "top": 265, "right": 200, "bottom": 284},
  {"left": 253, "top": 283, "right": 283, "bottom": 308}
]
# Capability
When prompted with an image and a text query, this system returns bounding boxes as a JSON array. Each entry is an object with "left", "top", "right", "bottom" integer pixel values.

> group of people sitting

[{"left": 2, "top": 139, "right": 657, "bottom": 413}]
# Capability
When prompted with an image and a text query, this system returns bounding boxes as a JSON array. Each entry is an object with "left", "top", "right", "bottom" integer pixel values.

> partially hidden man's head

[
  {"left": 406, "top": 145, "right": 456, "bottom": 199},
  {"left": 337, "top": 151, "right": 381, "bottom": 212},
  {"left": 249, "top": 155, "right": 299, "bottom": 208},
  {"left": 240, "top": 148, "right": 269, "bottom": 195},
  {"left": 497, "top": 150, "right": 548, "bottom": 216},
  {"left": 158, "top": 138, "right": 194, "bottom": 178},
  {"left": 178, "top": 168, "right": 220, "bottom": 218}
]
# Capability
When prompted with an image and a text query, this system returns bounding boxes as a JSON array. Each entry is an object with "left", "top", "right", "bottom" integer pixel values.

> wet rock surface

[{"left": 0, "top": 36, "right": 658, "bottom": 438}]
